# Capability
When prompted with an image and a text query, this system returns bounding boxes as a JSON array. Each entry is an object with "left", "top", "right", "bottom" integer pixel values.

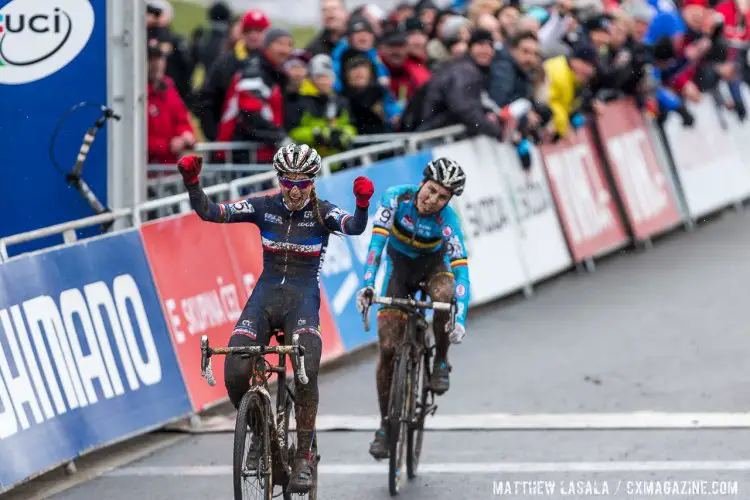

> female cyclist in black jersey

[{"left": 177, "top": 143, "right": 374, "bottom": 492}]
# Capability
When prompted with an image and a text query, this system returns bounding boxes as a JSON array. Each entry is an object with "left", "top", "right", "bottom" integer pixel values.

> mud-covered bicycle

[
  {"left": 200, "top": 331, "right": 319, "bottom": 500},
  {"left": 361, "top": 285, "right": 456, "bottom": 496}
]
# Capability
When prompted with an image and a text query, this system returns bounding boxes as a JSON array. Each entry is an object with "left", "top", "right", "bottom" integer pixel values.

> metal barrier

[{"left": 1, "top": 126, "right": 466, "bottom": 262}]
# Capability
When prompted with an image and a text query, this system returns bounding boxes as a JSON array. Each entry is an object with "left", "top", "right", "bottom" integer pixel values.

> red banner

[
  {"left": 540, "top": 128, "right": 629, "bottom": 262},
  {"left": 141, "top": 214, "right": 243, "bottom": 411},
  {"left": 141, "top": 194, "right": 345, "bottom": 412},
  {"left": 597, "top": 100, "right": 682, "bottom": 240}
]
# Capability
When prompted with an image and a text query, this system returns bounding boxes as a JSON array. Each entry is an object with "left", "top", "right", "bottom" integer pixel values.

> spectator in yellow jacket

[
  {"left": 542, "top": 46, "right": 597, "bottom": 138},
  {"left": 289, "top": 54, "right": 358, "bottom": 161}
]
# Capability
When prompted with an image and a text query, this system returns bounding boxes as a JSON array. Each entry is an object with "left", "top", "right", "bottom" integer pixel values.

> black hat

[
  {"left": 584, "top": 14, "right": 611, "bottom": 34},
  {"left": 469, "top": 28, "right": 494, "bottom": 47},
  {"left": 404, "top": 17, "right": 425, "bottom": 33},
  {"left": 348, "top": 15, "right": 374, "bottom": 35},
  {"left": 208, "top": 2, "right": 231, "bottom": 22},
  {"left": 381, "top": 27, "right": 408, "bottom": 46},
  {"left": 572, "top": 44, "right": 598, "bottom": 65}
]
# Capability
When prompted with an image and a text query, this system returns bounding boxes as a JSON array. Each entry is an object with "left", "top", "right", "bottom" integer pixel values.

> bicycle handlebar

[
  {"left": 362, "top": 293, "right": 454, "bottom": 332},
  {"left": 200, "top": 334, "right": 309, "bottom": 386}
]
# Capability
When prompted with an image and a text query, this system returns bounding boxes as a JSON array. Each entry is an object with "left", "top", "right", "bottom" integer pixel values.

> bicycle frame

[{"left": 200, "top": 332, "right": 309, "bottom": 471}]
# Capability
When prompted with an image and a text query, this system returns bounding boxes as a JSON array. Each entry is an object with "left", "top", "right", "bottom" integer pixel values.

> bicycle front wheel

[
  {"left": 234, "top": 391, "right": 273, "bottom": 500},
  {"left": 388, "top": 346, "right": 411, "bottom": 496},
  {"left": 407, "top": 342, "right": 432, "bottom": 479}
]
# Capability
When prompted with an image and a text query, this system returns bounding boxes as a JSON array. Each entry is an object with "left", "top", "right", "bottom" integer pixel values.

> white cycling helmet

[
  {"left": 423, "top": 157, "right": 466, "bottom": 196},
  {"left": 273, "top": 143, "right": 322, "bottom": 177}
]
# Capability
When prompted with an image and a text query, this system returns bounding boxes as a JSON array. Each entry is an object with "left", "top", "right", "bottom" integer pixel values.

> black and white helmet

[
  {"left": 273, "top": 143, "right": 322, "bottom": 177},
  {"left": 423, "top": 157, "right": 466, "bottom": 196}
]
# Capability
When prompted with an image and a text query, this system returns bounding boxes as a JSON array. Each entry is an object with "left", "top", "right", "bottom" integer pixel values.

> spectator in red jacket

[
  {"left": 379, "top": 27, "right": 432, "bottom": 106},
  {"left": 147, "top": 41, "right": 196, "bottom": 170}
]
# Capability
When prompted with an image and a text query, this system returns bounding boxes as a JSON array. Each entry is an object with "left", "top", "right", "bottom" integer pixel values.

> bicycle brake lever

[
  {"left": 200, "top": 335, "right": 216, "bottom": 386},
  {"left": 292, "top": 333, "right": 309, "bottom": 385},
  {"left": 205, "top": 359, "right": 216, "bottom": 386}
]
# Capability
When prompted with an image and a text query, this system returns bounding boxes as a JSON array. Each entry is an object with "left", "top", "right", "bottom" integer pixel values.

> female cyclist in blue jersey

[
  {"left": 354, "top": 157, "right": 470, "bottom": 459},
  {"left": 177, "top": 144, "right": 374, "bottom": 492}
]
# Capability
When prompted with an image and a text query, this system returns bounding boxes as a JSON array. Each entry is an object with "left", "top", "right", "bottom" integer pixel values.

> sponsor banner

[
  {"left": 663, "top": 97, "right": 750, "bottom": 218},
  {"left": 0, "top": 0, "right": 109, "bottom": 256},
  {"left": 492, "top": 141, "right": 573, "bottom": 282},
  {"left": 141, "top": 214, "right": 242, "bottom": 412},
  {"left": 540, "top": 128, "right": 629, "bottom": 262},
  {"left": 313, "top": 153, "right": 429, "bottom": 351},
  {"left": 141, "top": 195, "right": 345, "bottom": 412},
  {"left": 433, "top": 137, "right": 528, "bottom": 305},
  {"left": 597, "top": 100, "right": 683, "bottom": 240},
  {"left": 0, "top": 230, "right": 191, "bottom": 490}
]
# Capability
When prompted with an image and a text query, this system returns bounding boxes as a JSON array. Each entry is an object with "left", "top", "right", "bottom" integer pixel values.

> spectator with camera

[
  {"left": 231, "top": 29, "right": 294, "bottom": 163},
  {"left": 417, "top": 29, "right": 504, "bottom": 138},
  {"left": 194, "top": 9, "right": 271, "bottom": 142}
]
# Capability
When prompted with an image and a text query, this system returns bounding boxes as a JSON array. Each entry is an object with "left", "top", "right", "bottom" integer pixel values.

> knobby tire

[
  {"left": 407, "top": 344, "right": 430, "bottom": 479},
  {"left": 234, "top": 391, "right": 273, "bottom": 500},
  {"left": 388, "top": 344, "right": 411, "bottom": 496}
]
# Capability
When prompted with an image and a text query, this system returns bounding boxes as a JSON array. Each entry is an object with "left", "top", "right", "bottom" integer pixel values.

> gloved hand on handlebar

[
  {"left": 449, "top": 323, "right": 466, "bottom": 344},
  {"left": 177, "top": 154, "right": 202, "bottom": 185},
  {"left": 356, "top": 286, "right": 375, "bottom": 313}
]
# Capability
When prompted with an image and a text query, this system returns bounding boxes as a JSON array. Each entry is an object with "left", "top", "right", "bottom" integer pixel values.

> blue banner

[
  {"left": 0, "top": 0, "right": 108, "bottom": 257},
  {"left": 0, "top": 230, "right": 192, "bottom": 490},
  {"left": 316, "top": 152, "right": 431, "bottom": 351}
]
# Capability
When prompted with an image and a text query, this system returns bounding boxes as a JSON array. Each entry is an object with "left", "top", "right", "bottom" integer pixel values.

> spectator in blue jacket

[
  {"left": 332, "top": 15, "right": 391, "bottom": 92},
  {"left": 341, "top": 54, "right": 403, "bottom": 133}
]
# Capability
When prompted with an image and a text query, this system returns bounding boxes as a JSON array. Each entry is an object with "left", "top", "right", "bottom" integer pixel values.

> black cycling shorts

[
  {"left": 382, "top": 245, "right": 452, "bottom": 301},
  {"left": 231, "top": 280, "right": 321, "bottom": 345}
]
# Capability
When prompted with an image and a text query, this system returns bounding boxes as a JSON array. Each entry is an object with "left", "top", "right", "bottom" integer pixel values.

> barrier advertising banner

[
  {"left": 597, "top": 101, "right": 682, "bottom": 240},
  {"left": 491, "top": 142, "right": 572, "bottom": 282},
  {"left": 433, "top": 138, "right": 528, "bottom": 304},
  {"left": 141, "top": 214, "right": 244, "bottom": 411},
  {"left": 664, "top": 98, "right": 750, "bottom": 218},
  {"left": 0, "top": 230, "right": 191, "bottom": 489},
  {"left": 0, "top": 0, "right": 110, "bottom": 256},
  {"left": 313, "top": 153, "right": 429, "bottom": 350},
  {"left": 540, "top": 128, "right": 629, "bottom": 262}
]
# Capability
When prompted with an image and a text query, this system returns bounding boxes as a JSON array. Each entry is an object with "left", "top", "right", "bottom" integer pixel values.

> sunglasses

[{"left": 278, "top": 176, "right": 314, "bottom": 189}]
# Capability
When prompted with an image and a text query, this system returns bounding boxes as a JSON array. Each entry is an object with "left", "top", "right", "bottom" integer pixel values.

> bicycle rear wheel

[
  {"left": 388, "top": 346, "right": 411, "bottom": 496},
  {"left": 407, "top": 342, "right": 432, "bottom": 479},
  {"left": 234, "top": 391, "right": 273, "bottom": 500}
]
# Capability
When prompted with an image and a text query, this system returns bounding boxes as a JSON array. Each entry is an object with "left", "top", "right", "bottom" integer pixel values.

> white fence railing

[{"left": 1, "top": 126, "right": 467, "bottom": 263}]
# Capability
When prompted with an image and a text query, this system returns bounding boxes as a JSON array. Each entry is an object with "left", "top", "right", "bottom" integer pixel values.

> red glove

[
  {"left": 353, "top": 176, "right": 374, "bottom": 208},
  {"left": 177, "top": 155, "right": 202, "bottom": 185}
]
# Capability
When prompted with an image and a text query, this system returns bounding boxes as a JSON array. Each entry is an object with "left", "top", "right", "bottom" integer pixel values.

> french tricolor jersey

[
  {"left": 215, "top": 193, "right": 355, "bottom": 285},
  {"left": 362, "top": 184, "right": 471, "bottom": 326}
]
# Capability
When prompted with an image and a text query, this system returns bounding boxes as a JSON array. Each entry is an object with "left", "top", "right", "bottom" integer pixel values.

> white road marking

[
  {"left": 312, "top": 412, "right": 750, "bottom": 431},
  {"left": 175, "top": 412, "right": 750, "bottom": 434},
  {"left": 106, "top": 461, "right": 750, "bottom": 477}
]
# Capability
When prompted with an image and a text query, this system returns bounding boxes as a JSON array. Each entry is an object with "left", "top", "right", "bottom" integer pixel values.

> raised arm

[
  {"left": 318, "top": 176, "right": 374, "bottom": 235},
  {"left": 178, "top": 155, "right": 261, "bottom": 223}
]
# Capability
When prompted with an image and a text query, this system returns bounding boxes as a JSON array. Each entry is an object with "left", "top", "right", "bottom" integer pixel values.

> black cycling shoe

[
  {"left": 369, "top": 426, "right": 389, "bottom": 460},
  {"left": 430, "top": 360, "right": 451, "bottom": 395},
  {"left": 288, "top": 454, "right": 314, "bottom": 493}
]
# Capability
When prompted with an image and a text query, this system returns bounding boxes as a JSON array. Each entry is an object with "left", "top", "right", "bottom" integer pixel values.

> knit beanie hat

[
  {"left": 310, "top": 54, "right": 335, "bottom": 78},
  {"left": 264, "top": 27, "right": 292, "bottom": 47}
]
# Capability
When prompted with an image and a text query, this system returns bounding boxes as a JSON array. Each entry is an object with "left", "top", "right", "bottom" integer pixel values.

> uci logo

[{"left": 0, "top": 0, "right": 95, "bottom": 85}]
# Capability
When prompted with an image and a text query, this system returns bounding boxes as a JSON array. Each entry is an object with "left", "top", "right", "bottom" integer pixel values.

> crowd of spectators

[{"left": 145, "top": 0, "right": 750, "bottom": 172}]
